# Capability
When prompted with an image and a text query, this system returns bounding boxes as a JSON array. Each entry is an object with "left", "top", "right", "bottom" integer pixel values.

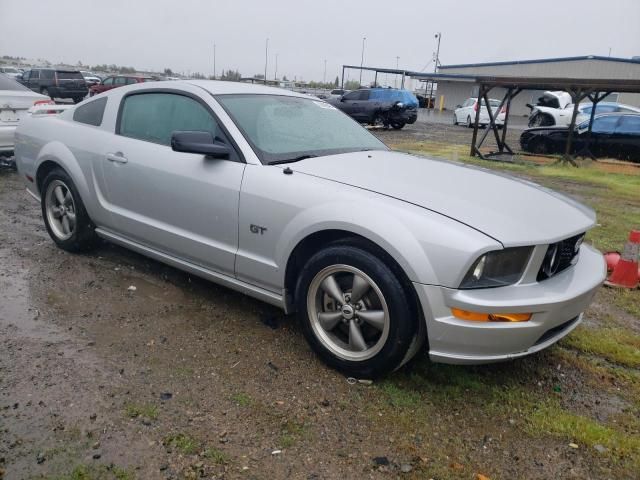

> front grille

[{"left": 537, "top": 233, "right": 584, "bottom": 281}]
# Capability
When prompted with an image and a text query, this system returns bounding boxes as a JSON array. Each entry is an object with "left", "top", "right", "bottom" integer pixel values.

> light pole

[
  {"left": 429, "top": 32, "right": 441, "bottom": 109},
  {"left": 213, "top": 43, "right": 216, "bottom": 79},
  {"left": 323, "top": 59, "right": 327, "bottom": 84},
  {"left": 264, "top": 38, "right": 269, "bottom": 85},
  {"left": 275, "top": 53, "right": 278, "bottom": 80},
  {"left": 359, "top": 36, "right": 366, "bottom": 87},
  {"left": 395, "top": 56, "right": 399, "bottom": 88}
]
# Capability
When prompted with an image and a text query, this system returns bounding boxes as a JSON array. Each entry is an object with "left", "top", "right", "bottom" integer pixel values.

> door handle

[{"left": 106, "top": 152, "right": 128, "bottom": 164}]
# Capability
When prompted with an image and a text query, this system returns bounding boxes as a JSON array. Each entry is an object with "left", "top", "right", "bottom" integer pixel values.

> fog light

[{"left": 451, "top": 308, "right": 531, "bottom": 322}]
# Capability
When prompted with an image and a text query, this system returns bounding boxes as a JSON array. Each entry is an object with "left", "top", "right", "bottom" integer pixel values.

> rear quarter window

[
  {"left": 73, "top": 97, "right": 107, "bottom": 127},
  {"left": 56, "top": 71, "right": 83, "bottom": 80}
]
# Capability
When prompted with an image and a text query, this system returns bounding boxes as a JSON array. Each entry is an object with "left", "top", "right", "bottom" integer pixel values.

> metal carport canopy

[{"left": 407, "top": 73, "right": 640, "bottom": 165}]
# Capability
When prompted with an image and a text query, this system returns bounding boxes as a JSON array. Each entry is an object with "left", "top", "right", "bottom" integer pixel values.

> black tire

[
  {"left": 41, "top": 167, "right": 98, "bottom": 252},
  {"left": 452, "top": 114, "right": 458, "bottom": 125},
  {"left": 528, "top": 112, "right": 554, "bottom": 128},
  {"left": 72, "top": 97, "right": 83, "bottom": 104},
  {"left": 295, "top": 243, "right": 418, "bottom": 378},
  {"left": 527, "top": 137, "right": 549, "bottom": 154},
  {"left": 466, "top": 115, "right": 473, "bottom": 128},
  {"left": 391, "top": 122, "right": 405, "bottom": 130},
  {"left": 371, "top": 113, "right": 385, "bottom": 128},
  {"left": 41, "top": 88, "right": 52, "bottom": 100}
]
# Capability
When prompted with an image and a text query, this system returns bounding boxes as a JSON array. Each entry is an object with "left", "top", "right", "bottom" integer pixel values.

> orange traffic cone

[{"left": 605, "top": 230, "right": 640, "bottom": 289}]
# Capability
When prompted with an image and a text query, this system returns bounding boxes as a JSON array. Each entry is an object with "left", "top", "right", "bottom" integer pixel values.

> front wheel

[
  {"left": 390, "top": 122, "right": 405, "bottom": 130},
  {"left": 296, "top": 244, "right": 418, "bottom": 378},
  {"left": 466, "top": 115, "right": 473, "bottom": 128},
  {"left": 41, "top": 167, "right": 98, "bottom": 252}
]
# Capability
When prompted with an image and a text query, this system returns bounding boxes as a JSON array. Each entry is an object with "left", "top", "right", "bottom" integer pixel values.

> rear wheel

[
  {"left": 41, "top": 88, "right": 52, "bottom": 100},
  {"left": 72, "top": 97, "right": 83, "bottom": 104},
  {"left": 390, "top": 122, "right": 405, "bottom": 130},
  {"left": 453, "top": 113, "right": 458, "bottom": 125},
  {"left": 527, "top": 137, "right": 549, "bottom": 154},
  {"left": 41, "top": 168, "right": 98, "bottom": 252},
  {"left": 296, "top": 244, "right": 418, "bottom": 378},
  {"left": 466, "top": 115, "right": 473, "bottom": 128},
  {"left": 372, "top": 113, "right": 386, "bottom": 128}
]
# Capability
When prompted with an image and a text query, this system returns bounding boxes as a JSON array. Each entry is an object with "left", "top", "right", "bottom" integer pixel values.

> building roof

[{"left": 439, "top": 55, "right": 640, "bottom": 70}]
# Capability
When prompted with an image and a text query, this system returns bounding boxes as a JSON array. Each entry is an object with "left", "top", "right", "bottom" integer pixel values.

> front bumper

[{"left": 414, "top": 244, "right": 606, "bottom": 364}]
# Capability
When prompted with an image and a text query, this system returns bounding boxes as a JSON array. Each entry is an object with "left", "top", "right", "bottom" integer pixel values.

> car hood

[{"left": 290, "top": 150, "right": 595, "bottom": 246}]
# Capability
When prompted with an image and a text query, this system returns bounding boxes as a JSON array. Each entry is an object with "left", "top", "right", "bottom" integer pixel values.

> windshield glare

[{"left": 216, "top": 94, "right": 387, "bottom": 164}]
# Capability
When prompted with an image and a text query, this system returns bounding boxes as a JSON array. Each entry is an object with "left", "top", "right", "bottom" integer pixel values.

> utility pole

[
  {"left": 429, "top": 32, "right": 441, "bottom": 109},
  {"left": 395, "top": 56, "right": 399, "bottom": 88},
  {"left": 359, "top": 36, "right": 366, "bottom": 87},
  {"left": 275, "top": 53, "right": 278, "bottom": 80},
  {"left": 323, "top": 59, "right": 327, "bottom": 84},
  {"left": 213, "top": 43, "right": 216, "bottom": 79},
  {"left": 264, "top": 38, "right": 269, "bottom": 85}
]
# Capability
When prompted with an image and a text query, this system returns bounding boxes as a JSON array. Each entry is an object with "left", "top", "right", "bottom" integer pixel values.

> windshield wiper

[{"left": 269, "top": 154, "right": 318, "bottom": 165}]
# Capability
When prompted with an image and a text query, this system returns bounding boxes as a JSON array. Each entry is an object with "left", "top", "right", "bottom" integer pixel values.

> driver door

[{"left": 101, "top": 91, "right": 245, "bottom": 276}]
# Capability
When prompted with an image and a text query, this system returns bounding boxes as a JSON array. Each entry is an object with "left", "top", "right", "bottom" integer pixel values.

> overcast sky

[{"left": 1, "top": 0, "right": 639, "bottom": 83}]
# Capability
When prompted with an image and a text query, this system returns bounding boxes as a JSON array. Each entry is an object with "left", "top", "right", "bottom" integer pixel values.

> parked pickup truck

[{"left": 14, "top": 80, "right": 605, "bottom": 377}]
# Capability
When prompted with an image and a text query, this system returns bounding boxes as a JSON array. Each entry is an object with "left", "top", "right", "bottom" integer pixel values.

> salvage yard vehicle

[
  {"left": 18, "top": 68, "right": 88, "bottom": 104},
  {"left": 520, "top": 112, "right": 640, "bottom": 162},
  {"left": 89, "top": 75, "right": 154, "bottom": 96},
  {"left": 454, "top": 97, "right": 506, "bottom": 128},
  {"left": 328, "top": 88, "right": 418, "bottom": 129},
  {"left": 527, "top": 90, "right": 640, "bottom": 128},
  {"left": 0, "top": 73, "right": 50, "bottom": 154},
  {"left": 81, "top": 71, "right": 102, "bottom": 87},
  {"left": 14, "top": 81, "right": 606, "bottom": 377},
  {"left": 0, "top": 66, "right": 22, "bottom": 79}
]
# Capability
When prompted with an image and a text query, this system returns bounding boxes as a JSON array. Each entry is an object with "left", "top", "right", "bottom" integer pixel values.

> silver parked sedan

[{"left": 14, "top": 81, "right": 606, "bottom": 377}]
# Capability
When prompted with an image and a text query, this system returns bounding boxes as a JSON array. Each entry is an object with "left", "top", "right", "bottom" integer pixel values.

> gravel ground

[{"left": 0, "top": 131, "right": 636, "bottom": 479}]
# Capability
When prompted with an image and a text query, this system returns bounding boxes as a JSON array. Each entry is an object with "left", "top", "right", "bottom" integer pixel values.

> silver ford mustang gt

[{"left": 14, "top": 81, "right": 606, "bottom": 377}]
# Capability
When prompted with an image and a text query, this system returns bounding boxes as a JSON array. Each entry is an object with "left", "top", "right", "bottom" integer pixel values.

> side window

[
  {"left": 22, "top": 70, "right": 30, "bottom": 81},
  {"left": 102, "top": 77, "right": 114, "bottom": 86},
  {"left": 41, "top": 70, "right": 54, "bottom": 80},
  {"left": 342, "top": 91, "right": 360, "bottom": 101},
  {"left": 114, "top": 77, "right": 127, "bottom": 86},
  {"left": 126, "top": 77, "right": 138, "bottom": 85},
  {"left": 119, "top": 93, "right": 220, "bottom": 147},
  {"left": 616, "top": 116, "right": 640, "bottom": 134},
  {"left": 31, "top": 70, "right": 40, "bottom": 79},
  {"left": 359, "top": 90, "right": 371, "bottom": 101},
  {"left": 592, "top": 115, "right": 620, "bottom": 133},
  {"left": 73, "top": 97, "right": 108, "bottom": 127}
]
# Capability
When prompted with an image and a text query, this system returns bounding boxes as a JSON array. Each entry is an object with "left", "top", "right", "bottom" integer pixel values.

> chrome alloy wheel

[
  {"left": 307, "top": 264, "right": 390, "bottom": 361},
  {"left": 45, "top": 179, "right": 76, "bottom": 240}
]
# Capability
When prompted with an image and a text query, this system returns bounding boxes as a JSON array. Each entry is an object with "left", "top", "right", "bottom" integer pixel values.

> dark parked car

[
  {"left": 520, "top": 113, "right": 640, "bottom": 162},
  {"left": 328, "top": 88, "right": 418, "bottom": 130},
  {"left": 18, "top": 68, "right": 88, "bottom": 103},
  {"left": 89, "top": 75, "right": 154, "bottom": 96}
]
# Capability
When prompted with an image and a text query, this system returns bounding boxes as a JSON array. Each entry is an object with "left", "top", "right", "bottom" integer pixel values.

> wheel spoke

[
  {"left": 321, "top": 275, "right": 344, "bottom": 304},
  {"left": 357, "top": 310, "right": 386, "bottom": 331},
  {"left": 350, "top": 274, "right": 370, "bottom": 304},
  {"left": 318, "top": 312, "right": 343, "bottom": 331},
  {"left": 348, "top": 320, "right": 367, "bottom": 351},
  {"left": 66, "top": 211, "right": 76, "bottom": 228},
  {"left": 61, "top": 215, "right": 71, "bottom": 235},
  {"left": 54, "top": 186, "right": 65, "bottom": 205},
  {"left": 63, "top": 190, "right": 73, "bottom": 206}
]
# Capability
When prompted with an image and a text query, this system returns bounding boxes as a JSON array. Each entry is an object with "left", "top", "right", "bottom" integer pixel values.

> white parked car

[
  {"left": 14, "top": 81, "right": 605, "bottom": 377},
  {"left": 0, "top": 66, "right": 22, "bottom": 79},
  {"left": 0, "top": 74, "right": 51, "bottom": 154},
  {"left": 81, "top": 71, "right": 102, "bottom": 87},
  {"left": 454, "top": 97, "right": 506, "bottom": 128},
  {"left": 529, "top": 93, "right": 640, "bottom": 127}
]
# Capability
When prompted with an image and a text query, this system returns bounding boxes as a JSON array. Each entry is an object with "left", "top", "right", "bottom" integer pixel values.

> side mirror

[
  {"left": 455, "top": 104, "right": 462, "bottom": 109},
  {"left": 171, "top": 131, "right": 230, "bottom": 159}
]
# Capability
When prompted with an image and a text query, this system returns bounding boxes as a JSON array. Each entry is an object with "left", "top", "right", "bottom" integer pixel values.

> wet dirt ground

[{"left": 0, "top": 126, "right": 637, "bottom": 479}]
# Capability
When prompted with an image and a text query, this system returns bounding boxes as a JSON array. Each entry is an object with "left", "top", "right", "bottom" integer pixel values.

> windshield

[
  {"left": 216, "top": 94, "right": 387, "bottom": 164},
  {"left": 2, "top": 67, "right": 19, "bottom": 73}
]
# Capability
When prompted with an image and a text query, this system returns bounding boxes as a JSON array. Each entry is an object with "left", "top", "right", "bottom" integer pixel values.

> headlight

[
  {"left": 460, "top": 247, "right": 533, "bottom": 289},
  {"left": 395, "top": 102, "right": 404, "bottom": 109}
]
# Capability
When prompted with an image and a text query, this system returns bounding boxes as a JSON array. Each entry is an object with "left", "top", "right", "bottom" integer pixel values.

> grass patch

[
  {"left": 203, "top": 447, "right": 229, "bottom": 464},
  {"left": 279, "top": 420, "right": 307, "bottom": 449},
  {"left": 528, "top": 403, "right": 640, "bottom": 461},
  {"left": 231, "top": 392, "right": 252, "bottom": 407},
  {"left": 562, "top": 326, "right": 640, "bottom": 368},
  {"left": 163, "top": 433, "right": 200, "bottom": 455},
  {"left": 124, "top": 403, "right": 158, "bottom": 420},
  {"left": 50, "top": 465, "right": 134, "bottom": 480}
]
